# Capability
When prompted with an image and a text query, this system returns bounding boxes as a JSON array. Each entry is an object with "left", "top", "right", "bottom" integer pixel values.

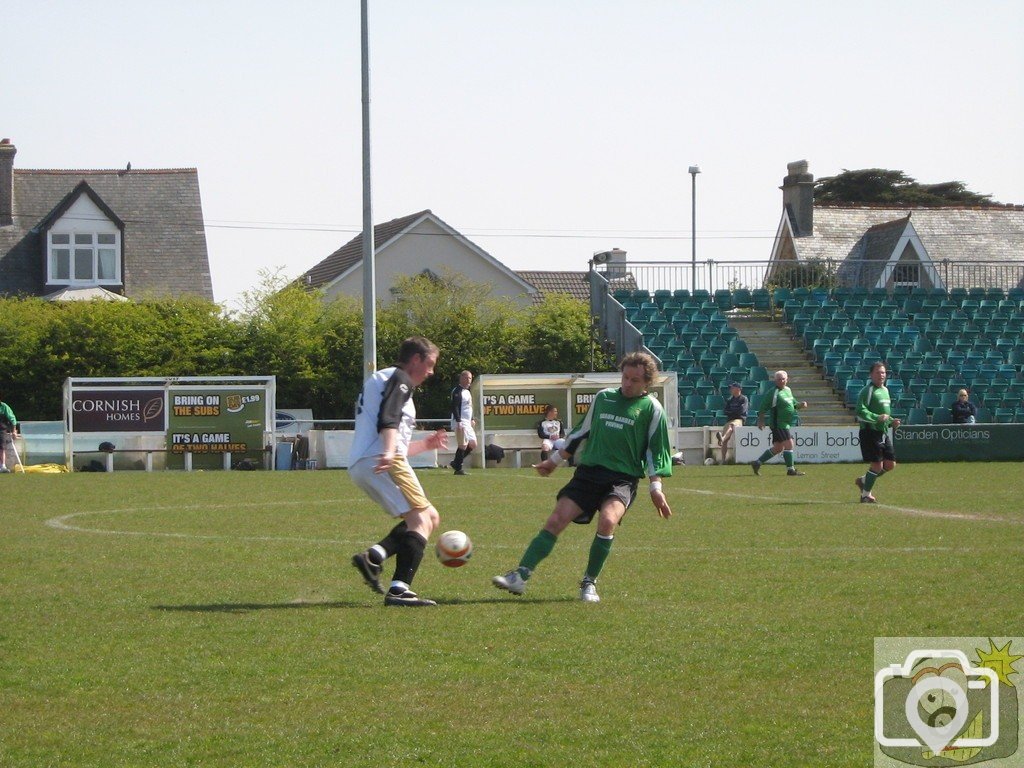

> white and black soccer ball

[
  {"left": 435, "top": 530, "right": 473, "bottom": 568},
  {"left": 704, "top": 457, "right": 716, "bottom": 466}
]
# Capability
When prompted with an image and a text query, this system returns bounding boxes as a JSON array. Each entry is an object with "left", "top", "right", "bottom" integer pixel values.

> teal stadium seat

[
  {"left": 683, "top": 394, "right": 704, "bottom": 414},
  {"left": 732, "top": 289, "right": 753, "bottom": 309},
  {"left": 729, "top": 338, "right": 749, "bottom": 355},
  {"left": 896, "top": 395, "right": 918, "bottom": 413},
  {"left": 906, "top": 407, "right": 929, "bottom": 425},
  {"left": 752, "top": 289, "right": 771, "bottom": 311},
  {"left": 995, "top": 409, "right": 1017, "bottom": 423},
  {"left": 694, "top": 379, "right": 717, "bottom": 397},
  {"left": 843, "top": 381, "right": 862, "bottom": 406},
  {"left": 693, "top": 410, "right": 717, "bottom": 427},
  {"left": 728, "top": 367, "right": 749, "bottom": 384},
  {"left": 705, "top": 394, "right": 726, "bottom": 412}
]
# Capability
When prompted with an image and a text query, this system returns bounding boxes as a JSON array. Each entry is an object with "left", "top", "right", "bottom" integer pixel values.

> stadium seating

[{"left": 615, "top": 284, "right": 1024, "bottom": 424}]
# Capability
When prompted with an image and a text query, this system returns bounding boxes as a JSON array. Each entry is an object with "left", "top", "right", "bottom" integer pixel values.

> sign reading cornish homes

[{"left": 70, "top": 389, "right": 166, "bottom": 432}]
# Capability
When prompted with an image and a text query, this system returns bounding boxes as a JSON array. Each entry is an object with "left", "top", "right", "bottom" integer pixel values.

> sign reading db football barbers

[{"left": 71, "top": 389, "right": 166, "bottom": 432}]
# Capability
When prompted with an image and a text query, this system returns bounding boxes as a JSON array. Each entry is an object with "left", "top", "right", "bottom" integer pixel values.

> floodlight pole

[
  {"left": 361, "top": 0, "right": 377, "bottom": 375},
  {"left": 688, "top": 165, "right": 700, "bottom": 293}
]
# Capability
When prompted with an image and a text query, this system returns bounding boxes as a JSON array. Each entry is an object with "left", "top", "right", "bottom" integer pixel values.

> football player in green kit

[
  {"left": 854, "top": 361, "right": 900, "bottom": 503},
  {"left": 492, "top": 352, "right": 673, "bottom": 603},
  {"left": 751, "top": 370, "right": 809, "bottom": 476}
]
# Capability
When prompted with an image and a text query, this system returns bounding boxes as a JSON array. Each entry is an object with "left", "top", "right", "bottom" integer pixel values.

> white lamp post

[{"left": 688, "top": 165, "right": 701, "bottom": 293}]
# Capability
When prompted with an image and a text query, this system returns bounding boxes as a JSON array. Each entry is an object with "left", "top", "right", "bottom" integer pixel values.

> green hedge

[{"left": 1, "top": 272, "right": 610, "bottom": 421}]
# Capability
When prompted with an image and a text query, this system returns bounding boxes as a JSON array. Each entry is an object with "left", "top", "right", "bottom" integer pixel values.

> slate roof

[
  {"left": 299, "top": 210, "right": 431, "bottom": 290},
  {"left": 785, "top": 204, "right": 1024, "bottom": 290},
  {"left": 1, "top": 167, "right": 212, "bottom": 300},
  {"left": 791, "top": 205, "right": 1024, "bottom": 263}
]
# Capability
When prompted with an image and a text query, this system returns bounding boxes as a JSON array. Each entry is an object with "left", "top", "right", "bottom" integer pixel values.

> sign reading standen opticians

[{"left": 70, "top": 389, "right": 166, "bottom": 432}]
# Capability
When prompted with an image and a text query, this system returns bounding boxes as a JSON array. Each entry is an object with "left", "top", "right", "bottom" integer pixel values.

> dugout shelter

[{"left": 63, "top": 376, "right": 276, "bottom": 471}]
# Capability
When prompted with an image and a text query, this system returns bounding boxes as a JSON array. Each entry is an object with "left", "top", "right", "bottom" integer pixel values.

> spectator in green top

[
  {"left": 854, "top": 361, "right": 900, "bottom": 503},
  {"left": 0, "top": 395, "right": 19, "bottom": 473},
  {"left": 751, "top": 370, "right": 808, "bottom": 476}
]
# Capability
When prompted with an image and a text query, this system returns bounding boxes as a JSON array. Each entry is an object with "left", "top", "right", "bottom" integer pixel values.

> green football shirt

[
  {"left": 565, "top": 388, "right": 673, "bottom": 479},
  {"left": 757, "top": 385, "right": 802, "bottom": 429},
  {"left": 856, "top": 384, "right": 892, "bottom": 432}
]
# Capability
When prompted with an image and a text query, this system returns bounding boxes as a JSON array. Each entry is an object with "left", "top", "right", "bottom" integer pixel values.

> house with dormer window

[
  {"left": 0, "top": 139, "right": 213, "bottom": 301},
  {"left": 767, "top": 160, "right": 1024, "bottom": 291}
]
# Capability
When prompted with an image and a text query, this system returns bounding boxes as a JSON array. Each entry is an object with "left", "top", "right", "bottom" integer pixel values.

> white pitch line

[
  {"left": 673, "top": 486, "right": 1023, "bottom": 525},
  {"left": 43, "top": 503, "right": 1024, "bottom": 555}
]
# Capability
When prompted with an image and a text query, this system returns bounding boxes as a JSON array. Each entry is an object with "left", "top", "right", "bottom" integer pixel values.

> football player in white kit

[
  {"left": 349, "top": 337, "right": 448, "bottom": 607},
  {"left": 449, "top": 370, "right": 477, "bottom": 475}
]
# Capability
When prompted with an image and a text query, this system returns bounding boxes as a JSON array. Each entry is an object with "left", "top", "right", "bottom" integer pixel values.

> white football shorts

[
  {"left": 455, "top": 421, "right": 477, "bottom": 447},
  {"left": 348, "top": 455, "right": 430, "bottom": 518}
]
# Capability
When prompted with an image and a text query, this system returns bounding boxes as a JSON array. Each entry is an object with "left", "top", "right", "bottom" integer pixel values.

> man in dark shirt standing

[{"left": 717, "top": 382, "right": 748, "bottom": 465}]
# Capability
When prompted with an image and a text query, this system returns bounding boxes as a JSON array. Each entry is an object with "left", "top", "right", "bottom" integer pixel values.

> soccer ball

[
  {"left": 436, "top": 530, "right": 473, "bottom": 568},
  {"left": 704, "top": 457, "right": 716, "bottom": 466}
]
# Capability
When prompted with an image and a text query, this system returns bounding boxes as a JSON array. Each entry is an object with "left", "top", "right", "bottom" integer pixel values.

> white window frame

[{"left": 47, "top": 230, "right": 122, "bottom": 286}]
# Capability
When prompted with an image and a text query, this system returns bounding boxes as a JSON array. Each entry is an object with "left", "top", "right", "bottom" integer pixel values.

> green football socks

[
  {"left": 584, "top": 534, "right": 614, "bottom": 581},
  {"left": 518, "top": 529, "right": 558, "bottom": 578},
  {"left": 863, "top": 470, "right": 880, "bottom": 492},
  {"left": 783, "top": 450, "right": 795, "bottom": 469}
]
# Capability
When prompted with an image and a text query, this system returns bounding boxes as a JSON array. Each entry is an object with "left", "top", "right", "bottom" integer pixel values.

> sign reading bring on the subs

[
  {"left": 166, "top": 387, "right": 267, "bottom": 469},
  {"left": 734, "top": 426, "right": 863, "bottom": 464}
]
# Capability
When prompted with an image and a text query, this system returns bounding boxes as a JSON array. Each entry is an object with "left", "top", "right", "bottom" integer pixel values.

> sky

[{"left": 4, "top": 1, "right": 1022, "bottom": 309}]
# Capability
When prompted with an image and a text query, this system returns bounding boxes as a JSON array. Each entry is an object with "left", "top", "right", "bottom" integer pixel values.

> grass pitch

[{"left": 1, "top": 463, "right": 1021, "bottom": 767}]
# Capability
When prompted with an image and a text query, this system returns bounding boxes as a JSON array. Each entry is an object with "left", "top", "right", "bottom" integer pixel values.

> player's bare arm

[
  {"left": 375, "top": 428, "right": 398, "bottom": 473},
  {"left": 407, "top": 429, "right": 449, "bottom": 457}
]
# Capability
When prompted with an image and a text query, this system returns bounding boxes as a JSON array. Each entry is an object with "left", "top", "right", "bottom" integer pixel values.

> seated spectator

[
  {"left": 717, "top": 382, "right": 749, "bottom": 464},
  {"left": 950, "top": 389, "right": 977, "bottom": 424},
  {"left": 536, "top": 404, "right": 565, "bottom": 461}
]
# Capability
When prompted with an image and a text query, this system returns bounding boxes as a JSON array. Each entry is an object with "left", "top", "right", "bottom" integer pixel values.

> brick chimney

[
  {"left": 0, "top": 139, "right": 15, "bottom": 227},
  {"left": 781, "top": 160, "right": 814, "bottom": 237}
]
